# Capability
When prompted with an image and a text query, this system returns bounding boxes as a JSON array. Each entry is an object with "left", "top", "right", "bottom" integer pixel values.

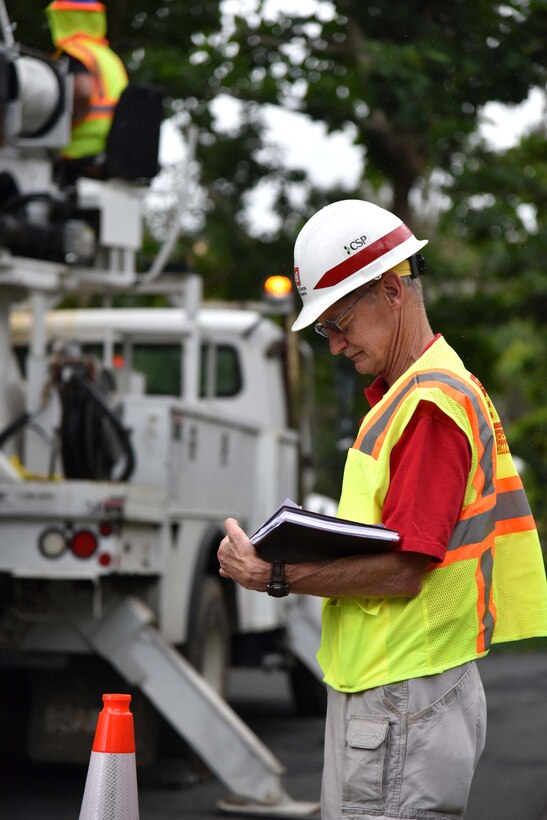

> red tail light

[
  {"left": 70, "top": 529, "right": 98, "bottom": 559},
  {"left": 99, "top": 521, "right": 113, "bottom": 537}
]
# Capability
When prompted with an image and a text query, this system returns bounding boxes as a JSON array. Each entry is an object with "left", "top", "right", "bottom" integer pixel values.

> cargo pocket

[{"left": 342, "top": 715, "right": 389, "bottom": 808}]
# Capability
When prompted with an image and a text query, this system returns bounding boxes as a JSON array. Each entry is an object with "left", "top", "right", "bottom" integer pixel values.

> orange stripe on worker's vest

[
  {"left": 432, "top": 541, "right": 487, "bottom": 567},
  {"left": 85, "top": 112, "right": 115, "bottom": 121},
  {"left": 57, "top": 33, "right": 109, "bottom": 47},
  {"left": 496, "top": 514, "right": 536, "bottom": 537},
  {"left": 314, "top": 224, "right": 413, "bottom": 290},
  {"left": 496, "top": 474, "right": 524, "bottom": 493},
  {"left": 49, "top": 1, "right": 106, "bottom": 12}
]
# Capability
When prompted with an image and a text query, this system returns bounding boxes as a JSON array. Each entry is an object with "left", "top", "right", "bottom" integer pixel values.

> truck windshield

[
  {"left": 15, "top": 341, "right": 242, "bottom": 398},
  {"left": 133, "top": 342, "right": 242, "bottom": 398}
]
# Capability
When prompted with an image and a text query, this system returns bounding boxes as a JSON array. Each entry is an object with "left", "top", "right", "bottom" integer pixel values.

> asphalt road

[{"left": 1, "top": 649, "right": 546, "bottom": 819}]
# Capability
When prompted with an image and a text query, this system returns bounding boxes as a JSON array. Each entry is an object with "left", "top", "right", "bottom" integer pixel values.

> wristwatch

[{"left": 267, "top": 560, "right": 290, "bottom": 597}]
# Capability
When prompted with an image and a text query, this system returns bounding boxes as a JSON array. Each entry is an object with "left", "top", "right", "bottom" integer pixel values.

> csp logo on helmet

[{"left": 344, "top": 235, "right": 367, "bottom": 255}]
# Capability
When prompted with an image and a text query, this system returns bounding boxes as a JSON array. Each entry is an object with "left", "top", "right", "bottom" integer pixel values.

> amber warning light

[
  {"left": 264, "top": 275, "right": 292, "bottom": 298},
  {"left": 263, "top": 275, "right": 294, "bottom": 314}
]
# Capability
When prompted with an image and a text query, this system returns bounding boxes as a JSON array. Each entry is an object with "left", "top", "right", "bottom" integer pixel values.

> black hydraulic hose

[
  {"left": 0, "top": 410, "right": 32, "bottom": 448},
  {"left": 0, "top": 191, "right": 56, "bottom": 214},
  {"left": 68, "top": 372, "right": 136, "bottom": 482}
]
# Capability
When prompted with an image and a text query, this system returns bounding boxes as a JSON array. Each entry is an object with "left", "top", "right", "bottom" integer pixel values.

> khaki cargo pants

[{"left": 321, "top": 662, "right": 486, "bottom": 820}]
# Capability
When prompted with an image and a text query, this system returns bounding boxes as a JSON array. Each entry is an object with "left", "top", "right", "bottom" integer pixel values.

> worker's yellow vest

[
  {"left": 318, "top": 336, "right": 547, "bottom": 692},
  {"left": 46, "top": 4, "right": 128, "bottom": 159}
]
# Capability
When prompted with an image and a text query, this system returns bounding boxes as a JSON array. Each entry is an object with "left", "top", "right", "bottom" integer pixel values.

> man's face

[{"left": 316, "top": 279, "right": 397, "bottom": 378}]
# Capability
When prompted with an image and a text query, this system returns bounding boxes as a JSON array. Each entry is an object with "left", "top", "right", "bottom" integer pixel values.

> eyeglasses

[{"left": 314, "top": 279, "right": 379, "bottom": 338}]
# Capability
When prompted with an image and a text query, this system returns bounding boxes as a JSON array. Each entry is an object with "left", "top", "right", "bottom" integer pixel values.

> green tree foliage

[
  {"left": 218, "top": 0, "right": 546, "bottom": 220},
  {"left": 433, "top": 128, "right": 547, "bottom": 533}
]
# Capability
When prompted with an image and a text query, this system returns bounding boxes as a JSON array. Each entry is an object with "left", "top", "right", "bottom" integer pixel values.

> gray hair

[
  {"left": 359, "top": 274, "right": 424, "bottom": 305},
  {"left": 402, "top": 275, "right": 424, "bottom": 304}
]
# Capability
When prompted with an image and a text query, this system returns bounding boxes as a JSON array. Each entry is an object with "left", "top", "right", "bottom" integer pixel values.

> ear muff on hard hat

[
  {"left": 291, "top": 199, "right": 428, "bottom": 331},
  {"left": 390, "top": 253, "right": 426, "bottom": 278}
]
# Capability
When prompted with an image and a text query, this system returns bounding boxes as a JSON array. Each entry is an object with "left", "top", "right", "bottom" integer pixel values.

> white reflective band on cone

[{"left": 78, "top": 751, "right": 139, "bottom": 820}]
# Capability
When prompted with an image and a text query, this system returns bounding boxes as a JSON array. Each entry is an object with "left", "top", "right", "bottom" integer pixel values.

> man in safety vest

[
  {"left": 218, "top": 199, "right": 547, "bottom": 820},
  {"left": 46, "top": 0, "right": 128, "bottom": 182}
]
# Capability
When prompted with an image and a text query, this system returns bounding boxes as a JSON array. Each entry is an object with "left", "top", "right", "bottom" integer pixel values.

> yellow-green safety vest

[
  {"left": 318, "top": 336, "right": 547, "bottom": 692},
  {"left": 46, "top": 2, "right": 128, "bottom": 159}
]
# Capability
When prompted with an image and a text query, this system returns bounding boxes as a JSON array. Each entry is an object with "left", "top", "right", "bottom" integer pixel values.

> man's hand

[{"left": 218, "top": 518, "right": 271, "bottom": 591}]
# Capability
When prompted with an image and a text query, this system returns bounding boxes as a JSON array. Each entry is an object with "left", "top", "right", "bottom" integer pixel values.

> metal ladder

[{"left": 76, "top": 594, "right": 320, "bottom": 818}]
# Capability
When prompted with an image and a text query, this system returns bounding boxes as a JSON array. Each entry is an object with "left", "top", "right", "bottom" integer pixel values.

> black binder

[{"left": 250, "top": 503, "right": 399, "bottom": 563}]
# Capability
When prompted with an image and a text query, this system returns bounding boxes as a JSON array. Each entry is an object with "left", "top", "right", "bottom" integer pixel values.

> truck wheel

[
  {"left": 289, "top": 657, "right": 327, "bottom": 716},
  {"left": 186, "top": 576, "right": 231, "bottom": 697}
]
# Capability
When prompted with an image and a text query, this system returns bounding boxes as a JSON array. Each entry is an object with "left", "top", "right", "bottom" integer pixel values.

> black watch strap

[{"left": 267, "top": 560, "right": 290, "bottom": 597}]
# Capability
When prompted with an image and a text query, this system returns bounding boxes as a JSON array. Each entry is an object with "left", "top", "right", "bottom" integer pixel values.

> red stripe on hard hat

[
  {"left": 92, "top": 694, "right": 136, "bottom": 754},
  {"left": 314, "top": 223, "right": 413, "bottom": 290}
]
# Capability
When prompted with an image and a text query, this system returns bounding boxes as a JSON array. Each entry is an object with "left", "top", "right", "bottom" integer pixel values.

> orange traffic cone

[{"left": 78, "top": 693, "right": 139, "bottom": 820}]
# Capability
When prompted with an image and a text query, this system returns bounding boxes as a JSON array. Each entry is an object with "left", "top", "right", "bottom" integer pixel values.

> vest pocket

[{"left": 342, "top": 715, "right": 389, "bottom": 808}]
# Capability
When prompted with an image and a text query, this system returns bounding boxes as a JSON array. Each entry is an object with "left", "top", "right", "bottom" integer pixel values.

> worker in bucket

[
  {"left": 218, "top": 199, "right": 547, "bottom": 820},
  {"left": 45, "top": 0, "right": 128, "bottom": 182}
]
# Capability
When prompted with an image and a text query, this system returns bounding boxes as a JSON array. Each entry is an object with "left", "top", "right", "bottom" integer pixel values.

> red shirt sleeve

[{"left": 382, "top": 402, "right": 471, "bottom": 562}]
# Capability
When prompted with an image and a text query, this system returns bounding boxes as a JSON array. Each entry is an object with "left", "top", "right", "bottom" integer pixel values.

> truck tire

[
  {"left": 289, "top": 657, "right": 327, "bottom": 716},
  {"left": 186, "top": 576, "right": 231, "bottom": 697}
]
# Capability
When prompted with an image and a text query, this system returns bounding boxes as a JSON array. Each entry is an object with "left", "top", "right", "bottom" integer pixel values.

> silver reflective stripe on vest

[
  {"left": 357, "top": 371, "right": 495, "bottom": 496},
  {"left": 496, "top": 488, "right": 532, "bottom": 521},
  {"left": 89, "top": 103, "right": 116, "bottom": 116},
  {"left": 448, "top": 488, "right": 532, "bottom": 552},
  {"left": 480, "top": 548, "right": 495, "bottom": 650},
  {"left": 448, "top": 507, "right": 495, "bottom": 551}
]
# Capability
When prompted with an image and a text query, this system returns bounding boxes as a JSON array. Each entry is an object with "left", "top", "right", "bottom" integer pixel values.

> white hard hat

[{"left": 291, "top": 199, "right": 428, "bottom": 331}]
